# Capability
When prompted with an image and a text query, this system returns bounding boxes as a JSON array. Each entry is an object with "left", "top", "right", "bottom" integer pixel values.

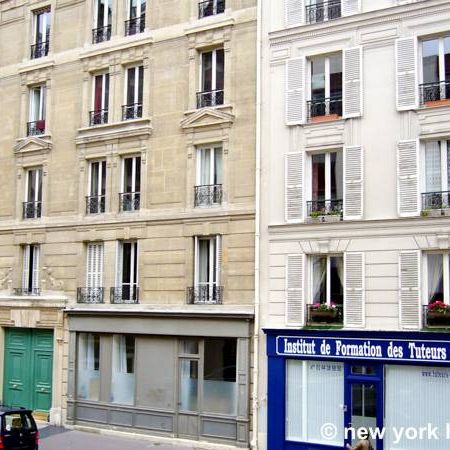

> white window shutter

[
  {"left": 87, "top": 243, "right": 104, "bottom": 288},
  {"left": 397, "top": 139, "right": 419, "bottom": 217},
  {"left": 215, "top": 235, "right": 222, "bottom": 285},
  {"left": 22, "top": 245, "right": 30, "bottom": 290},
  {"left": 342, "top": 0, "right": 361, "bottom": 16},
  {"left": 399, "top": 251, "right": 420, "bottom": 329},
  {"left": 286, "top": 254, "right": 305, "bottom": 326},
  {"left": 344, "top": 252, "right": 365, "bottom": 328},
  {"left": 285, "top": 152, "right": 304, "bottom": 222},
  {"left": 32, "top": 245, "right": 40, "bottom": 291},
  {"left": 286, "top": 57, "right": 305, "bottom": 125},
  {"left": 285, "top": 0, "right": 304, "bottom": 27},
  {"left": 343, "top": 47, "right": 362, "bottom": 118},
  {"left": 344, "top": 146, "right": 363, "bottom": 220},
  {"left": 395, "top": 37, "right": 418, "bottom": 110}
]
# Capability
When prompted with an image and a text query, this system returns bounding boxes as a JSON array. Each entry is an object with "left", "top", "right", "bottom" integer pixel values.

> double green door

[{"left": 3, "top": 328, "right": 53, "bottom": 412}]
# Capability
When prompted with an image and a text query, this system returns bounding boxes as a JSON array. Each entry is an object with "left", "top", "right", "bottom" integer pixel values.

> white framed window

[
  {"left": 425, "top": 253, "right": 448, "bottom": 304},
  {"left": 198, "top": 48, "right": 224, "bottom": 107},
  {"left": 86, "top": 242, "right": 104, "bottom": 289},
  {"left": 28, "top": 85, "right": 46, "bottom": 135},
  {"left": 305, "top": 0, "right": 342, "bottom": 24},
  {"left": 310, "top": 255, "right": 344, "bottom": 305},
  {"left": 111, "top": 335, "right": 135, "bottom": 405},
  {"left": 24, "top": 167, "right": 42, "bottom": 219},
  {"left": 94, "top": 0, "right": 112, "bottom": 29},
  {"left": 87, "top": 160, "right": 106, "bottom": 214},
  {"left": 33, "top": 8, "right": 51, "bottom": 45},
  {"left": 123, "top": 66, "right": 144, "bottom": 120},
  {"left": 77, "top": 333, "right": 100, "bottom": 401},
  {"left": 195, "top": 147, "right": 223, "bottom": 207},
  {"left": 128, "top": 0, "right": 145, "bottom": 20},
  {"left": 198, "top": 0, "right": 225, "bottom": 19},
  {"left": 22, "top": 244, "right": 40, "bottom": 295},
  {"left": 120, "top": 156, "right": 141, "bottom": 211},
  {"left": 116, "top": 241, "right": 138, "bottom": 302},
  {"left": 92, "top": 73, "right": 110, "bottom": 112}
]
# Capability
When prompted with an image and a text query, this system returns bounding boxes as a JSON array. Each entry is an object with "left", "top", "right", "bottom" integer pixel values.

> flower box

[
  {"left": 426, "top": 301, "right": 450, "bottom": 327},
  {"left": 310, "top": 310, "right": 338, "bottom": 323}
]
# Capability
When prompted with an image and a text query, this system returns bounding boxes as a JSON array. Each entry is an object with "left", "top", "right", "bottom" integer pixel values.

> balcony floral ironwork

[
  {"left": 86, "top": 195, "right": 106, "bottom": 214},
  {"left": 23, "top": 201, "right": 42, "bottom": 219},
  {"left": 305, "top": 0, "right": 341, "bottom": 24},
  {"left": 194, "top": 184, "right": 223, "bottom": 207},
  {"left": 307, "top": 199, "right": 343, "bottom": 220},
  {"left": 13, "top": 288, "right": 41, "bottom": 296},
  {"left": 307, "top": 95, "right": 343, "bottom": 121},
  {"left": 92, "top": 25, "right": 111, "bottom": 44},
  {"left": 125, "top": 15, "right": 145, "bottom": 36},
  {"left": 186, "top": 285, "right": 224, "bottom": 305},
  {"left": 421, "top": 191, "right": 450, "bottom": 216},
  {"left": 77, "top": 287, "right": 105, "bottom": 304},
  {"left": 198, "top": 0, "right": 225, "bottom": 18},
  {"left": 423, "top": 302, "right": 450, "bottom": 328},
  {"left": 27, "top": 120, "right": 46, "bottom": 136},
  {"left": 122, "top": 103, "right": 142, "bottom": 120},
  {"left": 306, "top": 303, "right": 343, "bottom": 326},
  {"left": 89, "top": 109, "right": 108, "bottom": 126},
  {"left": 30, "top": 40, "right": 49, "bottom": 59},
  {"left": 110, "top": 286, "right": 139, "bottom": 304},
  {"left": 119, "top": 192, "right": 140, "bottom": 212},
  {"left": 196, "top": 89, "right": 224, "bottom": 108},
  {"left": 419, "top": 80, "right": 450, "bottom": 106}
]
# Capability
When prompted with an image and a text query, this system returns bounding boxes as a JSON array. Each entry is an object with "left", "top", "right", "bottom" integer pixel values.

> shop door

[{"left": 177, "top": 358, "right": 200, "bottom": 439}]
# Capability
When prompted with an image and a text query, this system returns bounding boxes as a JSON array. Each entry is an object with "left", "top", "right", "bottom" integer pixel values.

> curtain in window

[
  {"left": 332, "top": 151, "right": 344, "bottom": 200},
  {"left": 214, "top": 148, "right": 222, "bottom": 185},
  {"left": 425, "top": 141, "right": 441, "bottom": 192},
  {"left": 312, "top": 256, "right": 326, "bottom": 303},
  {"left": 331, "top": 256, "right": 344, "bottom": 305},
  {"left": 77, "top": 333, "right": 100, "bottom": 401},
  {"left": 428, "top": 254, "right": 444, "bottom": 303},
  {"left": 198, "top": 239, "right": 210, "bottom": 284},
  {"left": 199, "top": 149, "right": 211, "bottom": 185}
]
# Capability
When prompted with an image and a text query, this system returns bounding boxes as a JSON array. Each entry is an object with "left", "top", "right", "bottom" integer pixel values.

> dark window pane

[
  {"left": 312, "top": 154, "right": 326, "bottom": 201},
  {"left": 216, "top": 49, "right": 224, "bottom": 90},
  {"left": 202, "top": 52, "right": 213, "bottom": 91},
  {"left": 423, "top": 39, "right": 440, "bottom": 84}
]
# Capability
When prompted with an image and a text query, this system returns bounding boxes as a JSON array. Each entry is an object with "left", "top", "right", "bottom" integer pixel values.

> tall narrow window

[
  {"left": 425, "top": 253, "right": 450, "bottom": 327},
  {"left": 113, "top": 241, "right": 139, "bottom": 303},
  {"left": 90, "top": 73, "right": 109, "bottom": 126},
  {"left": 308, "top": 54, "right": 342, "bottom": 120},
  {"left": 125, "top": 0, "right": 145, "bottom": 35},
  {"left": 306, "top": 0, "right": 341, "bottom": 24},
  {"left": 123, "top": 66, "right": 144, "bottom": 120},
  {"left": 77, "top": 333, "right": 100, "bottom": 401},
  {"left": 31, "top": 8, "right": 50, "bottom": 59},
  {"left": 120, "top": 156, "right": 141, "bottom": 212},
  {"left": 86, "top": 161, "right": 106, "bottom": 214},
  {"left": 28, "top": 85, "right": 46, "bottom": 136},
  {"left": 198, "top": 0, "right": 225, "bottom": 19},
  {"left": 78, "top": 243, "right": 104, "bottom": 303},
  {"left": 197, "top": 48, "right": 224, "bottom": 108},
  {"left": 18, "top": 244, "right": 40, "bottom": 296},
  {"left": 92, "top": 0, "right": 112, "bottom": 43},
  {"left": 195, "top": 147, "right": 223, "bottom": 207},
  {"left": 111, "top": 335, "right": 135, "bottom": 405},
  {"left": 24, "top": 168, "right": 42, "bottom": 219}
]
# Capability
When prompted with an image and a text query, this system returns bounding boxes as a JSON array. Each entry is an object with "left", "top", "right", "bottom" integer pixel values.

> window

[
  {"left": 125, "top": 0, "right": 145, "bottom": 35},
  {"left": 31, "top": 8, "right": 50, "bottom": 59},
  {"left": 114, "top": 241, "right": 138, "bottom": 302},
  {"left": 93, "top": 0, "right": 112, "bottom": 43},
  {"left": 311, "top": 255, "right": 344, "bottom": 305},
  {"left": 306, "top": 0, "right": 341, "bottom": 24},
  {"left": 195, "top": 147, "right": 223, "bottom": 207},
  {"left": 111, "top": 335, "right": 135, "bottom": 405},
  {"left": 78, "top": 242, "right": 104, "bottom": 303},
  {"left": 198, "top": 0, "right": 225, "bottom": 19},
  {"left": 421, "top": 36, "right": 450, "bottom": 103},
  {"left": 426, "top": 253, "right": 447, "bottom": 304},
  {"left": 120, "top": 156, "right": 141, "bottom": 211},
  {"left": 87, "top": 161, "right": 106, "bottom": 214},
  {"left": 90, "top": 73, "right": 109, "bottom": 126},
  {"left": 197, "top": 48, "right": 224, "bottom": 108},
  {"left": 77, "top": 333, "right": 100, "bottom": 401},
  {"left": 24, "top": 168, "right": 42, "bottom": 219},
  {"left": 123, "top": 66, "right": 144, "bottom": 120},
  {"left": 28, "top": 85, "right": 46, "bottom": 136},
  {"left": 20, "top": 244, "right": 40, "bottom": 295},
  {"left": 309, "top": 151, "right": 343, "bottom": 217},
  {"left": 308, "top": 54, "right": 342, "bottom": 120}
]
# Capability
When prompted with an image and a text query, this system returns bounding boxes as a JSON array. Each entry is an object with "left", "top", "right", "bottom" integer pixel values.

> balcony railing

[
  {"left": 186, "top": 285, "right": 224, "bottom": 304},
  {"left": 30, "top": 40, "right": 49, "bottom": 59},
  {"left": 307, "top": 199, "right": 343, "bottom": 219},
  {"left": 77, "top": 287, "right": 105, "bottom": 304},
  {"left": 194, "top": 184, "right": 223, "bottom": 207},
  {"left": 419, "top": 80, "right": 450, "bottom": 105},
  {"left": 86, "top": 195, "right": 106, "bottom": 214},
  {"left": 306, "top": 0, "right": 341, "bottom": 24},
  {"left": 422, "top": 191, "right": 450, "bottom": 212},
  {"left": 125, "top": 15, "right": 145, "bottom": 36},
  {"left": 119, "top": 192, "right": 140, "bottom": 212},
  {"left": 92, "top": 25, "right": 111, "bottom": 44},
  {"left": 198, "top": 0, "right": 225, "bottom": 18},
  {"left": 110, "top": 286, "right": 139, "bottom": 304},
  {"left": 306, "top": 304, "right": 343, "bottom": 326},
  {"left": 89, "top": 109, "right": 108, "bottom": 126},
  {"left": 423, "top": 305, "right": 450, "bottom": 328},
  {"left": 196, "top": 89, "right": 224, "bottom": 108},
  {"left": 122, "top": 103, "right": 143, "bottom": 120},
  {"left": 14, "top": 288, "right": 41, "bottom": 296},
  {"left": 27, "top": 120, "right": 46, "bottom": 136},
  {"left": 23, "top": 201, "right": 42, "bottom": 219},
  {"left": 307, "top": 95, "right": 343, "bottom": 121}
]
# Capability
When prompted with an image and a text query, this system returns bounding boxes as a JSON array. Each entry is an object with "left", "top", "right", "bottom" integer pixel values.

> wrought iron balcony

[
  {"left": 14, "top": 288, "right": 41, "bottom": 296},
  {"left": 119, "top": 192, "right": 140, "bottom": 212},
  {"left": 77, "top": 287, "right": 105, "bottom": 304},
  {"left": 122, "top": 103, "right": 142, "bottom": 120},
  {"left": 306, "top": 304, "right": 343, "bottom": 326},
  {"left": 186, "top": 285, "right": 224, "bottom": 305},
  {"left": 307, "top": 95, "right": 343, "bottom": 121},
  {"left": 89, "top": 109, "right": 108, "bottom": 126},
  {"left": 422, "top": 191, "right": 450, "bottom": 212},
  {"left": 198, "top": 0, "right": 225, "bottom": 18},
  {"left": 307, "top": 199, "right": 343, "bottom": 219},
  {"left": 423, "top": 305, "right": 450, "bottom": 328},
  {"left": 27, "top": 120, "right": 46, "bottom": 136},
  {"left": 196, "top": 89, "right": 224, "bottom": 108},
  {"left": 110, "top": 286, "right": 139, "bottom": 304},
  {"left": 194, "top": 184, "right": 223, "bottom": 207},
  {"left": 23, "top": 201, "right": 42, "bottom": 219},
  {"left": 92, "top": 25, "right": 111, "bottom": 44},
  {"left": 306, "top": 0, "right": 341, "bottom": 24},
  {"left": 30, "top": 40, "right": 49, "bottom": 59},
  {"left": 86, "top": 195, "right": 106, "bottom": 214},
  {"left": 420, "top": 80, "right": 450, "bottom": 105},
  {"left": 125, "top": 15, "right": 145, "bottom": 36}
]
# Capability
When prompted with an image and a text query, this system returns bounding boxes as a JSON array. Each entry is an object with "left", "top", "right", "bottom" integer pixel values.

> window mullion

[
  {"left": 439, "top": 38, "right": 446, "bottom": 84},
  {"left": 132, "top": 157, "right": 136, "bottom": 192},
  {"left": 325, "top": 152, "right": 331, "bottom": 200},
  {"left": 210, "top": 148, "right": 215, "bottom": 185},
  {"left": 134, "top": 67, "right": 139, "bottom": 104},
  {"left": 35, "top": 170, "right": 40, "bottom": 203},
  {"left": 212, "top": 50, "right": 217, "bottom": 91},
  {"left": 445, "top": 254, "right": 450, "bottom": 304},
  {"left": 325, "top": 57, "right": 330, "bottom": 99},
  {"left": 326, "top": 256, "right": 331, "bottom": 305},
  {"left": 98, "top": 162, "right": 102, "bottom": 198}
]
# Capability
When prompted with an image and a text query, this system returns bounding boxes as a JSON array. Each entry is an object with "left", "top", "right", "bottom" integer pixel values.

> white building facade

[{"left": 258, "top": 0, "right": 450, "bottom": 449}]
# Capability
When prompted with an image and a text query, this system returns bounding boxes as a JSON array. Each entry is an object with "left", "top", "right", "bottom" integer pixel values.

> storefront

[{"left": 265, "top": 329, "right": 450, "bottom": 450}]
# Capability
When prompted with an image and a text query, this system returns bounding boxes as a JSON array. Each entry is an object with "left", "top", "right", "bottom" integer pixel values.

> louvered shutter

[
  {"left": 399, "top": 251, "right": 420, "bottom": 329},
  {"left": 342, "top": 0, "right": 361, "bottom": 16},
  {"left": 286, "top": 254, "right": 305, "bottom": 326},
  {"left": 397, "top": 140, "right": 419, "bottom": 217},
  {"left": 32, "top": 245, "right": 40, "bottom": 290},
  {"left": 22, "top": 245, "right": 30, "bottom": 290},
  {"left": 344, "top": 252, "right": 365, "bottom": 328},
  {"left": 285, "top": 0, "right": 304, "bottom": 27},
  {"left": 87, "top": 243, "right": 103, "bottom": 288},
  {"left": 286, "top": 57, "right": 305, "bottom": 125},
  {"left": 395, "top": 37, "right": 418, "bottom": 110},
  {"left": 285, "top": 152, "right": 304, "bottom": 222},
  {"left": 343, "top": 47, "right": 363, "bottom": 117},
  {"left": 344, "top": 146, "right": 363, "bottom": 220},
  {"left": 215, "top": 235, "right": 222, "bottom": 285}
]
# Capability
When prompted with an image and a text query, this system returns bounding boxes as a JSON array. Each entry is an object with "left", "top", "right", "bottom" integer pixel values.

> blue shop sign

[{"left": 276, "top": 335, "right": 450, "bottom": 363}]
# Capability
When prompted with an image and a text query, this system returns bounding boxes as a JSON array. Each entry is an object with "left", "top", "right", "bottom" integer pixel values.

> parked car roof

[{"left": 0, "top": 407, "right": 33, "bottom": 415}]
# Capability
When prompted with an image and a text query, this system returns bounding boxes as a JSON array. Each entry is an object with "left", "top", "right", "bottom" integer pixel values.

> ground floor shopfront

[
  {"left": 66, "top": 310, "right": 253, "bottom": 447},
  {"left": 265, "top": 328, "right": 450, "bottom": 450}
]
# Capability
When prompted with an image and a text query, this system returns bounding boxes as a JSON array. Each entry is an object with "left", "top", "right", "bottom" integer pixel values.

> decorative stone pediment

[
  {"left": 181, "top": 107, "right": 235, "bottom": 132},
  {"left": 14, "top": 136, "right": 52, "bottom": 155}
]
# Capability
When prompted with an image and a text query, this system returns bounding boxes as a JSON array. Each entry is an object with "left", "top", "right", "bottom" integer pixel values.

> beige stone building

[{"left": 0, "top": 0, "right": 256, "bottom": 447}]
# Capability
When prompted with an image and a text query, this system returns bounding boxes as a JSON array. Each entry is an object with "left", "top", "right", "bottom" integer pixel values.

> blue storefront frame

[{"left": 265, "top": 328, "right": 450, "bottom": 450}]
